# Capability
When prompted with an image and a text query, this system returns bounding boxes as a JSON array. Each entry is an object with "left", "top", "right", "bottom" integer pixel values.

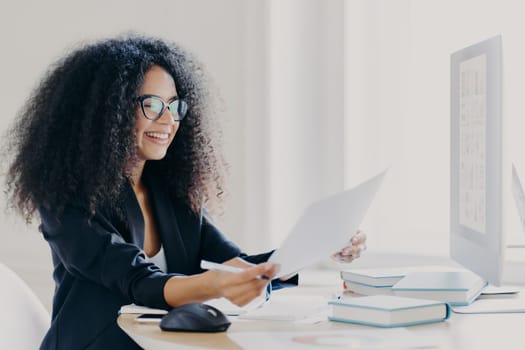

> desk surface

[{"left": 118, "top": 267, "right": 525, "bottom": 350}]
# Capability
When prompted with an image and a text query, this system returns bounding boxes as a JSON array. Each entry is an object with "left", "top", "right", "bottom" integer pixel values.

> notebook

[
  {"left": 329, "top": 295, "right": 450, "bottom": 328},
  {"left": 340, "top": 267, "right": 406, "bottom": 287},
  {"left": 343, "top": 280, "right": 393, "bottom": 296},
  {"left": 391, "top": 271, "right": 487, "bottom": 306}
]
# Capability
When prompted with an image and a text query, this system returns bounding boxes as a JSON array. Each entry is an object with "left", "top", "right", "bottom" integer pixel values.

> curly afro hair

[{"left": 4, "top": 34, "right": 227, "bottom": 221}]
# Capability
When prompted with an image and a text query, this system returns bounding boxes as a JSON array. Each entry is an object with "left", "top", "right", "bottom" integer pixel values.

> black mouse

[{"left": 159, "top": 303, "right": 231, "bottom": 332}]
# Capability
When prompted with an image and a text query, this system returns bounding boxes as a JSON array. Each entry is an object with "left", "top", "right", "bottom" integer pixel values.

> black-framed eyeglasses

[{"left": 135, "top": 94, "right": 188, "bottom": 121}]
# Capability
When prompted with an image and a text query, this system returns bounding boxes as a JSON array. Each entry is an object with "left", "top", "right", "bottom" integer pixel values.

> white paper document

[
  {"left": 269, "top": 170, "right": 387, "bottom": 279},
  {"left": 205, "top": 292, "right": 268, "bottom": 316},
  {"left": 237, "top": 294, "right": 328, "bottom": 322},
  {"left": 119, "top": 304, "right": 167, "bottom": 315},
  {"left": 452, "top": 289, "right": 525, "bottom": 314}
]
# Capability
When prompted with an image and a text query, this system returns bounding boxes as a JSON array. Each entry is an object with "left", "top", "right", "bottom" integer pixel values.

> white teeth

[{"left": 145, "top": 132, "right": 169, "bottom": 139}]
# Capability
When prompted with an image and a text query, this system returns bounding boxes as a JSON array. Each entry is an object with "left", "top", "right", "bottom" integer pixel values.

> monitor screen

[{"left": 450, "top": 35, "right": 503, "bottom": 285}]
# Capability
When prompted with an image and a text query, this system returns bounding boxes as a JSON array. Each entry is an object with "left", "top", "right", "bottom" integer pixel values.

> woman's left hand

[{"left": 331, "top": 230, "right": 367, "bottom": 263}]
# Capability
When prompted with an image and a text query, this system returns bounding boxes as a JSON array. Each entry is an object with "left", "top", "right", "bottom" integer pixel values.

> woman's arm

[
  {"left": 198, "top": 212, "right": 299, "bottom": 289},
  {"left": 40, "top": 205, "right": 176, "bottom": 309},
  {"left": 163, "top": 260, "right": 278, "bottom": 307}
]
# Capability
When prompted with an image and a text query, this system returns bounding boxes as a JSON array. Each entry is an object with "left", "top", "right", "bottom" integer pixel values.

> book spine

[{"left": 328, "top": 316, "right": 448, "bottom": 328}]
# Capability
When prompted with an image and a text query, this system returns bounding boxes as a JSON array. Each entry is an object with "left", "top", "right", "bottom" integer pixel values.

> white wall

[
  {"left": 345, "top": 0, "right": 412, "bottom": 253},
  {"left": 266, "top": 0, "right": 345, "bottom": 250},
  {"left": 0, "top": 0, "right": 251, "bottom": 310},
  {"left": 345, "top": 0, "right": 525, "bottom": 257},
  {"left": 8, "top": 0, "right": 525, "bottom": 311},
  {"left": 0, "top": 0, "right": 346, "bottom": 310}
]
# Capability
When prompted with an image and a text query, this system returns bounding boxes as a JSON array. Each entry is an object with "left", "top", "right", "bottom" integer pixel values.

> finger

[
  {"left": 332, "top": 251, "right": 355, "bottom": 259},
  {"left": 346, "top": 250, "right": 360, "bottom": 259},
  {"left": 259, "top": 263, "right": 279, "bottom": 280},
  {"left": 341, "top": 245, "right": 362, "bottom": 256},
  {"left": 224, "top": 279, "right": 269, "bottom": 306},
  {"left": 223, "top": 257, "right": 255, "bottom": 269},
  {"left": 341, "top": 247, "right": 354, "bottom": 255},
  {"left": 351, "top": 232, "right": 367, "bottom": 245},
  {"left": 331, "top": 253, "right": 356, "bottom": 263},
  {"left": 337, "top": 256, "right": 356, "bottom": 263},
  {"left": 352, "top": 242, "right": 367, "bottom": 253},
  {"left": 332, "top": 246, "right": 364, "bottom": 262},
  {"left": 238, "top": 262, "right": 278, "bottom": 282}
]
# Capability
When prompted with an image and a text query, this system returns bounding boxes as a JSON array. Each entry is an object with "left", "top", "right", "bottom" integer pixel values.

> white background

[{"left": 1, "top": 0, "right": 525, "bottom": 310}]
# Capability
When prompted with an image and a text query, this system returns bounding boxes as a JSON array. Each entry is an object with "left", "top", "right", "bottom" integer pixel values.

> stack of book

[
  {"left": 333, "top": 268, "right": 487, "bottom": 328},
  {"left": 340, "top": 267, "right": 487, "bottom": 306}
]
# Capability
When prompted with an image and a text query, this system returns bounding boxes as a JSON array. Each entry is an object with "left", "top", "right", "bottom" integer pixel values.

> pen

[{"left": 200, "top": 260, "right": 270, "bottom": 280}]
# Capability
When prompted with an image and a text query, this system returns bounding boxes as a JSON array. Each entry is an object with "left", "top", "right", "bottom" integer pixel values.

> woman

[{"left": 4, "top": 35, "right": 365, "bottom": 349}]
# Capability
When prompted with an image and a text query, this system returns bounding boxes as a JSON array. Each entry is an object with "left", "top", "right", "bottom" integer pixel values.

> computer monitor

[{"left": 450, "top": 35, "right": 503, "bottom": 286}]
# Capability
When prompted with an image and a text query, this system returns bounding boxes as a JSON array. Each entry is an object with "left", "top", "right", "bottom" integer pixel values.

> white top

[{"left": 145, "top": 245, "right": 168, "bottom": 273}]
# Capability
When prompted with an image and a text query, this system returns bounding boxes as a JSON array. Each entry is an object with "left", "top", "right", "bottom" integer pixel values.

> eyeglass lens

[{"left": 141, "top": 96, "right": 188, "bottom": 121}]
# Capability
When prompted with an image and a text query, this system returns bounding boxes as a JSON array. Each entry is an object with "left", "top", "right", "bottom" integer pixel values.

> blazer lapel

[
  {"left": 123, "top": 181, "right": 145, "bottom": 248},
  {"left": 146, "top": 177, "right": 193, "bottom": 274}
]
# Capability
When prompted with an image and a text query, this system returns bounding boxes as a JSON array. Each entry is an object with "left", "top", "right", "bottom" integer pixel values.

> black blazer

[{"left": 38, "top": 177, "right": 295, "bottom": 350}]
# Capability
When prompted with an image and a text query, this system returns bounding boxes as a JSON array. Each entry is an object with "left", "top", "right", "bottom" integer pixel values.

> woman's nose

[{"left": 157, "top": 107, "right": 176, "bottom": 124}]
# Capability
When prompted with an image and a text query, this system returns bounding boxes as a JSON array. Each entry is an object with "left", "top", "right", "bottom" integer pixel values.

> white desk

[{"left": 118, "top": 265, "right": 525, "bottom": 350}]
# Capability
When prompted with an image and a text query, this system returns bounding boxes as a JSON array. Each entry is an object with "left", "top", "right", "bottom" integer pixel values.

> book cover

[
  {"left": 391, "top": 271, "right": 487, "bottom": 306},
  {"left": 343, "top": 280, "right": 393, "bottom": 296},
  {"left": 340, "top": 265, "right": 462, "bottom": 287},
  {"left": 340, "top": 267, "right": 406, "bottom": 287},
  {"left": 328, "top": 295, "right": 450, "bottom": 328}
]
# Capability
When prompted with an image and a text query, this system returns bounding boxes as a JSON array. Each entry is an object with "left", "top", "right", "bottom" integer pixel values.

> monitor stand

[
  {"left": 503, "top": 246, "right": 525, "bottom": 286},
  {"left": 453, "top": 249, "right": 525, "bottom": 314}
]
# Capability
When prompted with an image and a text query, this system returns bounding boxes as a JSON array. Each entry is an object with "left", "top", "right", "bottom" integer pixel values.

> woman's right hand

[
  {"left": 163, "top": 258, "right": 279, "bottom": 308},
  {"left": 209, "top": 258, "right": 278, "bottom": 307}
]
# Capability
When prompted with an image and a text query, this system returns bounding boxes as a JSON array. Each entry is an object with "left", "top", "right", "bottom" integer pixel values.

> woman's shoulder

[{"left": 38, "top": 200, "right": 123, "bottom": 232}]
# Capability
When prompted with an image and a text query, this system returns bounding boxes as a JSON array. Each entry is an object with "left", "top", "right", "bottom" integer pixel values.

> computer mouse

[{"left": 159, "top": 303, "right": 231, "bottom": 332}]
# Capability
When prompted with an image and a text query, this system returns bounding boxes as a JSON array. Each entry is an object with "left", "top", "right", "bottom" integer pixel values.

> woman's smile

[{"left": 144, "top": 131, "right": 171, "bottom": 144}]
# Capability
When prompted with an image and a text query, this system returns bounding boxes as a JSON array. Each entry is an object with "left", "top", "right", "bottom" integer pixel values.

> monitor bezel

[{"left": 450, "top": 35, "right": 503, "bottom": 286}]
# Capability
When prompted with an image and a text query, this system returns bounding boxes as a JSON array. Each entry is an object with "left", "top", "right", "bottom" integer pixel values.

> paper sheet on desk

[
  {"left": 269, "top": 170, "right": 387, "bottom": 279},
  {"left": 119, "top": 304, "right": 167, "bottom": 315},
  {"left": 452, "top": 291, "right": 525, "bottom": 313},
  {"left": 237, "top": 295, "right": 328, "bottom": 323},
  {"left": 205, "top": 292, "right": 267, "bottom": 315}
]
